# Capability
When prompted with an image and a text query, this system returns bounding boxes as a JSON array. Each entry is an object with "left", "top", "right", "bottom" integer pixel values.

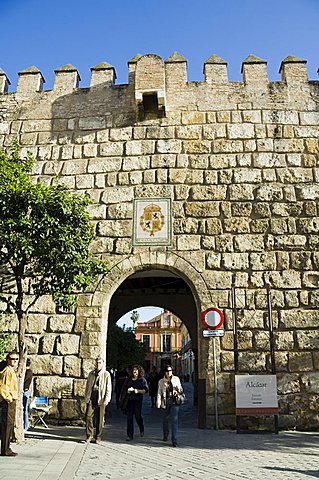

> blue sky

[{"left": 1, "top": 0, "right": 319, "bottom": 89}]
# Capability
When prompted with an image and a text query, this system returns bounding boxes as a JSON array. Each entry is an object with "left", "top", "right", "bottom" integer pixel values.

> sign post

[{"left": 202, "top": 308, "right": 224, "bottom": 431}]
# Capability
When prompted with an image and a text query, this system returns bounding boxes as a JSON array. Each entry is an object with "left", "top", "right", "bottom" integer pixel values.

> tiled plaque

[{"left": 133, "top": 198, "right": 172, "bottom": 246}]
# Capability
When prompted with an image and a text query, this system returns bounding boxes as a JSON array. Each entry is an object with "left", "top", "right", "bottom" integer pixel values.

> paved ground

[{"left": 1, "top": 384, "right": 318, "bottom": 480}]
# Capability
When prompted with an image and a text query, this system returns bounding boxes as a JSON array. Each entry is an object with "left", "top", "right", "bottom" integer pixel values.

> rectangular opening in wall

[{"left": 139, "top": 93, "right": 165, "bottom": 120}]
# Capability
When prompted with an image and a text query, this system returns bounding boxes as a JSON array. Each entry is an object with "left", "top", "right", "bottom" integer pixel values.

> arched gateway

[
  {"left": 0, "top": 53, "right": 318, "bottom": 430},
  {"left": 90, "top": 252, "right": 211, "bottom": 427}
]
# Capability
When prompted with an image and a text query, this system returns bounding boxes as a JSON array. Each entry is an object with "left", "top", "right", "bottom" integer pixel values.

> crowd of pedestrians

[{"left": 0, "top": 352, "right": 186, "bottom": 457}]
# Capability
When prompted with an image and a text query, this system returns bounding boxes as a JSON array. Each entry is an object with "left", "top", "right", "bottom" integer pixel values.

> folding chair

[{"left": 30, "top": 396, "right": 52, "bottom": 428}]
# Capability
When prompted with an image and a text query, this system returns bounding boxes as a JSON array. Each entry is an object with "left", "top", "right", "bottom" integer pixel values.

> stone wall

[{"left": 0, "top": 53, "right": 318, "bottom": 429}]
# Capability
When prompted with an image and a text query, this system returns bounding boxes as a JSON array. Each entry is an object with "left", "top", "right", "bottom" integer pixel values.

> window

[
  {"left": 163, "top": 312, "right": 170, "bottom": 327},
  {"left": 161, "top": 333, "right": 171, "bottom": 352},
  {"left": 142, "top": 335, "right": 150, "bottom": 352}
]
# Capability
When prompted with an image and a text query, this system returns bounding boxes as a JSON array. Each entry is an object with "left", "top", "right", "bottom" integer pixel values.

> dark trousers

[
  {"left": 0, "top": 400, "right": 16, "bottom": 456},
  {"left": 85, "top": 401, "right": 105, "bottom": 440},
  {"left": 127, "top": 400, "right": 144, "bottom": 438}
]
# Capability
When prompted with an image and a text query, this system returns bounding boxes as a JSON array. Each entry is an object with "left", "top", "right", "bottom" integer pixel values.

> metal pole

[
  {"left": 212, "top": 337, "right": 219, "bottom": 430},
  {"left": 266, "top": 287, "right": 279, "bottom": 434}
]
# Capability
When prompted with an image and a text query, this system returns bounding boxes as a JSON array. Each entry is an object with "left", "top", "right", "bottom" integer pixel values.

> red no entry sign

[{"left": 202, "top": 307, "right": 224, "bottom": 330}]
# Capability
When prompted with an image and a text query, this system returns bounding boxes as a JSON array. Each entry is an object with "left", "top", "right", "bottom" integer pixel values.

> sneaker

[
  {"left": 85, "top": 436, "right": 93, "bottom": 444},
  {"left": 95, "top": 437, "right": 101, "bottom": 445},
  {"left": 126, "top": 436, "right": 133, "bottom": 441},
  {"left": 172, "top": 442, "right": 178, "bottom": 447}
]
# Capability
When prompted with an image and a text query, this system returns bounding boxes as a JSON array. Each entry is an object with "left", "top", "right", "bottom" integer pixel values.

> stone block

[
  {"left": 184, "top": 201, "right": 219, "bottom": 217},
  {"left": 56, "top": 334, "right": 80, "bottom": 355},
  {"left": 24, "top": 335, "right": 39, "bottom": 354},
  {"left": 206, "top": 218, "right": 222, "bottom": 234},
  {"left": 296, "top": 330, "right": 319, "bottom": 349},
  {"left": 60, "top": 399, "right": 81, "bottom": 419},
  {"left": 289, "top": 352, "right": 313, "bottom": 372},
  {"left": 122, "top": 156, "right": 150, "bottom": 171},
  {"left": 101, "top": 187, "right": 133, "bottom": 204},
  {"left": 280, "top": 310, "right": 319, "bottom": 329},
  {"left": 183, "top": 140, "right": 211, "bottom": 154},
  {"left": 156, "top": 139, "right": 182, "bottom": 154},
  {"left": 64, "top": 355, "right": 81, "bottom": 377},
  {"left": 79, "top": 117, "right": 106, "bottom": 130},
  {"left": 234, "top": 235, "right": 264, "bottom": 252},
  {"left": 32, "top": 354, "right": 63, "bottom": 375},
  {"left": 40, "top": 334, "right": 57, "bottom": 354},
  {"left": 100, "top": 142, "right": 124, "bottom": 156},
  {"left": 48, "top": 314, "right": 75, "bottom": 333},
  {"left": 300, "top": 373, "right": 319, "bottom": 393},
  {"left": 222, "top": 253, "right": 249, "bottom": 270},
  {"left": 35, "top": 375, "right": 73, "bottom": 397},
  {"left": 238, "top": 352, "right": 266, "bottom": 372},
  {"left": 74, "top": 379, "right": 86, "bottom": 397},
  {"left": 224, "top": 218, "right": 250, "bottom": 233},
  {"left": 88, "top": 157, "right": 121, "bottom": 173},
  {"left": 203, "top": 271, "right": 232, "bottom": 289},
  {"left": 176, "top": 125, "right": 202, "bottom": 139},
  {"left": 126, "top": 140, "right": 155, "bottom": 156},
  {"left": 274, "top": 331, "right": 294, "bottom": 350},
  {"left": 176, "top": 235, "right": 200, "bottom": 251},
  {"left": 228, "top": 123, "right": 255, "bottom": 139},
  {"left": 97, "top": 219, "right": 131, "bottom": 237}
]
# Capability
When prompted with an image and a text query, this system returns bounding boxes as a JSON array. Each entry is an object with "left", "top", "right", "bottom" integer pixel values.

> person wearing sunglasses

[
  {"left": 0, "top": 352, "right": 19, "bottom": 456},
  {"left": 156, "top": 365, "right": 183, "bottom": 447}
]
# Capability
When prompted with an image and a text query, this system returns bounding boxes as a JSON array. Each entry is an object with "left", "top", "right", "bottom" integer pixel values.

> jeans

[
  {"left": 23, "top": 390, "right": 30, "bottom": 431},
  {"left": 127, "top": 399, "right": 144, "bottom": 438},
  {"left": 163, "top": 399, "right": 180, "bottom": 444}
]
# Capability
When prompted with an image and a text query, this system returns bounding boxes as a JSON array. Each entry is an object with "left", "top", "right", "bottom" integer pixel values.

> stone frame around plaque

[{"left": 132, "top": 198, "right": 172, "bottom": 246}]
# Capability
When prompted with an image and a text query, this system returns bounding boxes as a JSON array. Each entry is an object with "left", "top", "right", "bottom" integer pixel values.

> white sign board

[
  {"left": 203, "top": 329, "right": 224, "bottom": 337},
  {"left": 235, "top": 375, "right": 278, "bottom": 415}
]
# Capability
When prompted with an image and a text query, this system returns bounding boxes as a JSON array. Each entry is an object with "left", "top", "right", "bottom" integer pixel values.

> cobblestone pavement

[
  {"left": 74, "top": 385, "right": 319, "bottom": 480},
  {"left": 0, "top": 384, "right": 318, "bottom": 480}
]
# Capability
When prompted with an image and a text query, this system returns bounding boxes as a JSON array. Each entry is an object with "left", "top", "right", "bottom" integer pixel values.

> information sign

[{"left": 235, "top": 375, "right": 279, "bottom": 415}]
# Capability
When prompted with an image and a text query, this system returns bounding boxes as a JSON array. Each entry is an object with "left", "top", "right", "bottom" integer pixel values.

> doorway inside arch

[{"left": 106, "top": 269, "right": 204, "bottom": 427}]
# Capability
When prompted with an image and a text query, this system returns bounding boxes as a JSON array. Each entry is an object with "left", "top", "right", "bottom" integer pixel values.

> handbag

[
  {"left": 119, "top": 378, "right": 130, "bottom": 414},
  {"left": 173, "top": 391, "right": 186, "bottom": 405}
]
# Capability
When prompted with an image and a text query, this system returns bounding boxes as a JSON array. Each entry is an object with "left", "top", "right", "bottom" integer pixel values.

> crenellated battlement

[{"left": 0, "top": 53, "right": 317, "bottom": 97}]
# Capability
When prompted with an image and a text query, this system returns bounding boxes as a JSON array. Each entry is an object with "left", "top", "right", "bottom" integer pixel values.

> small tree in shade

[{"left": 0, "top": 142, "right": 109, "bottom": 441}]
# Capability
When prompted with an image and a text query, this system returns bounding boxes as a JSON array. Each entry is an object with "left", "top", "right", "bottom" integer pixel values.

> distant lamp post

[{"left": 131, "top": 310, "right": 139, "bottom": 331}]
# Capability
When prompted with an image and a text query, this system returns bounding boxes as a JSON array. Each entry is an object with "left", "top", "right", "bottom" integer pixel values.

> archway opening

[{"left": 106, "top": 269, "right": 201, "bottom": 423}]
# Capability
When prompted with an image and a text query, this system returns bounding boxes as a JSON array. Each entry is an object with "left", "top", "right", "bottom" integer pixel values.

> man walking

[
  {"left": 84, "top": 357, "right": 112, "bottom": 444},
  {"left": 0, "top": 352, "right": 19, "bottom": 456}
]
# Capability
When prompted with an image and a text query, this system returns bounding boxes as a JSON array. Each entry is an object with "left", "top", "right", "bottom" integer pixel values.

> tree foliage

[
  {"left": 107, "top": 324, "right": 147, "bottom": 370},
  {"left": 0, "top": 142, "right": 109, "bottom": 315}
]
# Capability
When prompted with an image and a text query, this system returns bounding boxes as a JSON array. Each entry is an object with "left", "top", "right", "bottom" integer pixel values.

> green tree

[
  {"left": 107, "top": 324, "right": 147, "bottom": 370},
  {"left": 130, "top": 309, "right": 139, "bottom": 330},
  {"left": 0, "top": 142, "right": 109, "bottom": 441}
]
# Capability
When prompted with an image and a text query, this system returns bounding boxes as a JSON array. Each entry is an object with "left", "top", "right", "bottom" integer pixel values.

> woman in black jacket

[{"left": 122, "top": 365, "right": 148, "bottom": 441}]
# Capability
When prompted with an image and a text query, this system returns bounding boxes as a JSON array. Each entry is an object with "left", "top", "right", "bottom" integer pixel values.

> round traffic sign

[{"left": 201, "top": 307, "right": 224, "bottom": 330}]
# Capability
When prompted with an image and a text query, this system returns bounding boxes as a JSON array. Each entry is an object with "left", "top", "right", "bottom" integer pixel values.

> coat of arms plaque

[{"left": 133, "top": 198, "right": 172, "bottom": 246}]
